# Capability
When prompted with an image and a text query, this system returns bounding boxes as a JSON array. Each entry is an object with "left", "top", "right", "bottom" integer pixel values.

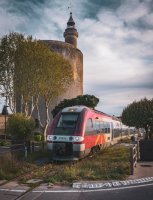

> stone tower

[
  {"left": 17, "top": 13, "right": 83, "bottom": 123},
  {"left": 43, "top": 12, "right": 83, "bottom": 102},
  {"left": 64, "top": 12, "right": 78, "bottom": 48}
]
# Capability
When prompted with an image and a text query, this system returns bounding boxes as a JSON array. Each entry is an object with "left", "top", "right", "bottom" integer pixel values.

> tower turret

[{"left": 64, "top": 12, "right": 78, "bottom": 48}]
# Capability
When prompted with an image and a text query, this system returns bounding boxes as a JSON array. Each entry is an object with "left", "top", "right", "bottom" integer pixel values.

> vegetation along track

[
  {"left": 0, "top": 144, "right": 131, "bottom": 188},
  {"left": 1, "top": 149, "right": 96, "bottom": 184}
]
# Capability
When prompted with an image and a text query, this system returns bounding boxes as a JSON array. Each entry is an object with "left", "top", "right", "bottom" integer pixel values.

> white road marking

[
  {"left": 33, "top": 182, "right": 153, "bottom": 193},
  {"left": 0, "top": 189, "right": 26, "bottom": 192},
  {"left": 73, "top": 177, "right": 153, "bottom": 189},
  {"left": 1, "top": 177, "right": 153, "bottom": 193}
]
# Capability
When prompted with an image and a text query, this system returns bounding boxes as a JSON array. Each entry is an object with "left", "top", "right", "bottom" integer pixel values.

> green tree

[
  {"left": 14, "top": 36, "right": 42, "bottom": 116},
  {"left": 0, "top": 32, "right": 26, "bottom": 113},
  {"left": 37, "top": 50, "right": 73, "bottom": 139},
  {"left": 7, "top": 113, "right": 35, "bottom": 142},
  {"left": 52, "top": 94, "right": 99, "bottom": 117},
  {"left": 122, "top": 98, "right": 153, "bottom": 140},
  {"left": 0, "top": 32, "right": 73, "bottom": 141}
]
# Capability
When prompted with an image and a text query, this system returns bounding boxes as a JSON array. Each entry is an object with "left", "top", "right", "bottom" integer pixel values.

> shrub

[
  {"left": 7, "top": 113, "right": 35, "bottom": 142},
  {"left": 34, "top": 132, "right": 42, "bottom": 142},
  {"left": 0, "top": 141, "right": 5, "bottom": 146}
]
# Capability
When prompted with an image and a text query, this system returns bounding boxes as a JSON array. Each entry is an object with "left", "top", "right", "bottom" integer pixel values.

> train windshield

[{"left": 54, "top": 113, "right": 79, "bottom": 135}]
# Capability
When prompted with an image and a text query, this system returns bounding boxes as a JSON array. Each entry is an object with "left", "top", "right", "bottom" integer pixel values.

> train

[{"left": 47, "top": 105, "right": 135, "bottom": 161}]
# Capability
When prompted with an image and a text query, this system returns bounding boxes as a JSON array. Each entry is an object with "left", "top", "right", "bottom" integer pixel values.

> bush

[
  {"left": 7, "top": 113, "right": 35, "bottom": 142},
  {"left": 0, "top": 140, "right": 11, "bottom": 146},
  {"left": 34, "top": 132, "right": 42, "bottom": 142},
  {"left": 0, "top": 141, "right": 5, "bottom": 146}
]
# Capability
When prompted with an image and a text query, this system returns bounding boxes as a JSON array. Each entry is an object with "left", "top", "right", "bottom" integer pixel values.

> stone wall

[{"left": 44, "top": 40, "right": 83, "bottom": 97}]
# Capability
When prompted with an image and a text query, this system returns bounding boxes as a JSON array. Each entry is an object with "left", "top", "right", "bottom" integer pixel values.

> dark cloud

[
  {"left": 0, "top": 0, "right": 153, "bottom": 115},
  {"left": 6, "top": 0, "right": 44, "bottom": 18},
  {"left": 0, "top": 0, "right": 47, "bottom": 34},
  {"left": 81, "top": 0, "right": 122, "bottom": 19}
]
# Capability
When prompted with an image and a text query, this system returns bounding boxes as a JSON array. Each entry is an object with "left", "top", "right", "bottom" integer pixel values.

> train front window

[
  {"left": 57, "top": 113, "right": 78, "bottom": 128},
  {"left": 54, "top": 113, "right": 79, "bottom": 135}
]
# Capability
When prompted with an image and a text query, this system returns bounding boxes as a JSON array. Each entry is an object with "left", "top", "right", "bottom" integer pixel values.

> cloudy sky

[{"left": 0, "top": 0, "right": 153, "bottom": 116}]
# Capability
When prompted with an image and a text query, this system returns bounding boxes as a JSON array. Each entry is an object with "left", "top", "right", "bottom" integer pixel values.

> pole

[{"left": 4, "top": 113, "right": 6, "bottom": 140}]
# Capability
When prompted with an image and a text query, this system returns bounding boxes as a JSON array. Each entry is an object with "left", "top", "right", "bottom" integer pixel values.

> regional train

[{"left": 47, "top": 106, "right": 135, "bottom": 161}]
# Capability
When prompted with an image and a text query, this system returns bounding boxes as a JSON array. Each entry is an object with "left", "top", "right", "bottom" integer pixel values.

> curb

[{"left": 72, "top": 177, "right": 153, "bottom": 189}]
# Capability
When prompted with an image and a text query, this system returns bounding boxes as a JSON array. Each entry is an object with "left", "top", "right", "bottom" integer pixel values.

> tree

[
  {"left": 52, "top": 94, "right": 99, "bottom": 117},
  {"left": 37, "top": 50, "right": 73, "bottom": 139},
  {"left": 0, "top": 32, "right": 26, "bottom": 113},
  {"left": 122, "top": 98, "right": 153, "bottom": 140},
  {"left": 14, "top": 36, "right": 43, "bottom": 116},
  {"left": 0, "top": 32, "right": 73, "bottom": 141}
]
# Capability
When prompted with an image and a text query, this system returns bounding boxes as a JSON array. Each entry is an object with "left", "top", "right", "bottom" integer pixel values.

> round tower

[
  {"left": 64, "top": 12, "right": 78, "bottom": 48},
  {"left": 31, "top": 12, "right": 83, "bottom": 124}
]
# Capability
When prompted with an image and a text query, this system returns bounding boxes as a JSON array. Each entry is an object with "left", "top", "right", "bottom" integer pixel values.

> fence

[
  {"left": 130, "top": 141, "right": 140, "bottom": 175},
  {"left": 0, "top": 141, "right": 44, "bottom": 160},
  {"left": 0, "top": 141, "right": 49, "bottom": 178}
]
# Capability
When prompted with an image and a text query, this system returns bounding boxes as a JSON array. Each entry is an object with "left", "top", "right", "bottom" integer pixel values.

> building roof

[
  {"left": 67, "top": 12, "right": 75, "bottom": 27},
  {"left": 66, "top": 12, "right": 76, "bottom": 29}
]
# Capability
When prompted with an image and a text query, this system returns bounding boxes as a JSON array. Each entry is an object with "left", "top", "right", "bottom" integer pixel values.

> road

[{"left": 1, "top": 181, "right": 153, "bottom": 200}]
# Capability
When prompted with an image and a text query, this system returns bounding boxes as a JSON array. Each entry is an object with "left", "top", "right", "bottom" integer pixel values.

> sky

[{"left": 0, "top": 0, "right": 153, "bottom": 116}]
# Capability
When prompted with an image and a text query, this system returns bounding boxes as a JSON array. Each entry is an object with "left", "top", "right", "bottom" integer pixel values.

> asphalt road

[{"left": 1, "top": 182, "right": 153, "bottom": 200}]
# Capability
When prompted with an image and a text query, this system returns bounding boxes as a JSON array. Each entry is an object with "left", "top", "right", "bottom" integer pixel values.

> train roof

[
  {"left": 94, "top": 109, "right": 112, "bottom": 118},
  {"left": 61, "top": 106, "right": 118, "bottom": 118},
  {"left": 61, "top": 105, "right": 88, "bottom": 113}
]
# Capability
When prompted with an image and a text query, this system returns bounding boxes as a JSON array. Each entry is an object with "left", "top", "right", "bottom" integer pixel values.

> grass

[
  {"left": 0, "top": 142, "right": 50, "bottom": 181},
  {"left": 44, "top": 145, "right": 131, "bottom": 185},
  {"left": 0, "top": 153, "right": 37, "bottom": 180},
  {"left": 25, "top": 149, "right": 50, "bottom": 163},
  {"left": 0, "top": 145, "right": 131, "bottom": 185}
]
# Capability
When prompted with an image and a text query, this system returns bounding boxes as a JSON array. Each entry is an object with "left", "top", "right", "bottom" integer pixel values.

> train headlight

[
  {"left": 74, "top": 136, "right": 79, "bottom": 141},
  {"left": 73, "top": 136, "right": 84, "bottom": 142},
  {"left": 47, "top": 135, "right": 53, "bottom": 141}
]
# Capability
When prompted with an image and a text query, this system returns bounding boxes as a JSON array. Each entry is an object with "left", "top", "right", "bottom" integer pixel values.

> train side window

[
  {"left": 95, "top": 121, "right": 100, "bottom": 130},
  {"left": 107, "top": 123, "right": 110, "bottom": 133},
  {"left": 99, "top": 121, "right": 102, "bottom": 133},
  {"left": 85, "top": 118, "right": 93, "bottom": 135},
  {"left": 102, "top": 128, "right": 105, "bottom": 133},
  {"left": 100, "top": 122, "right": 105, "bottom": 133},
  {"left": 103, "top": 122, "right": 106, "bottom": 133},
  {"left": 101, "top": 122, "right": 110, "bottom": 134}
]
